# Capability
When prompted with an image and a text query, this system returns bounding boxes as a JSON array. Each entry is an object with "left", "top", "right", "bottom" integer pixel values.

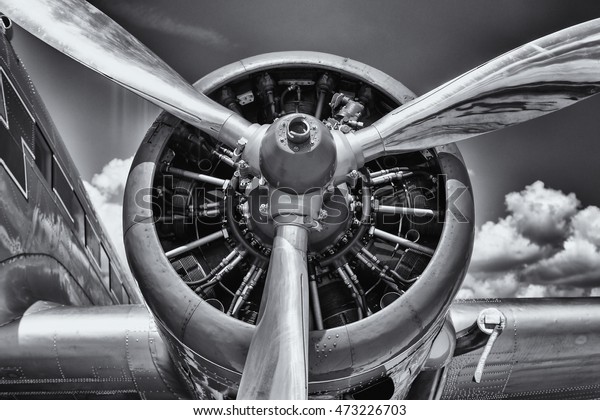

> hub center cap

[{"left": 259, "top": 113, "right": 337, "bottom": 194}]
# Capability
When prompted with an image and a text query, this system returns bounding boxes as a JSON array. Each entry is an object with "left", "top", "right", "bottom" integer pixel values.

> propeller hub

[
  {"left": 259, "top": 114, "right": 337, "bottom": 194},
  {"left": 286, "top": 116, "right": 311, "bottom": 145}
]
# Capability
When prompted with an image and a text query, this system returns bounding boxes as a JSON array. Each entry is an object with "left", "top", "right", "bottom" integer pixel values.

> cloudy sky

[{"left": 8, "top": 0, "right": 600, "bottom": 298}]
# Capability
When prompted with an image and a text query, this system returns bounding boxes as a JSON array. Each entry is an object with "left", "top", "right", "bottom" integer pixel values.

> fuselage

[{"left": 0, "top": 29, "right": 139, "bottom": 325}]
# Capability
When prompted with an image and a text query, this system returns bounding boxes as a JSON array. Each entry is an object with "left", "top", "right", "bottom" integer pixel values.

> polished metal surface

[
  {"left": 194, "top": 52, "right": 416, "bottom": 106},
  {"left": 354, "top": 18, "right": 600, "bottom": 160},
  {"left": 0, "top": 29, "right": 140, "bottom": 324},
  {"left": 193, "top": 51, "right": 417, "bottom": 181},
  {"left": 309, "top": 279, "right": 324, "bottom": 331},
  {"left": 374, "top": 204, "right": 435, "bottom": 217},
  {"left": 4, "top": 0, "right": 600, "bottom": 399},
  {"left": 2, "top": 4, "right": 599, "bottom": 400},
  {"left": 165, "top": 166, "right": 229, "bottom": 188},
  {"left": 258, "top": 113, "right": 337, "bottom": 194},
  {"left": 371, "top": 227, "right": 435, "bottom": 256},
  {"left": 238, "top": 224, "right": 309, "bottom": 399},
  {"left": 0, "top": 302, "right": 188, "bottom": 399},
  {"left": 165, "top": 229, "right": 227, "bottom": 259},
  {"left": 125, "top": 52, "right": 474, "bottom": 399},
  {"left": 0, "top": 4, "right": 480, "bottom": 399},
  {"left": 0, "top": 0, "right": 253, "bottom": 148},
  {"left": 443, "top": 298, "right": 600, "bottom": 399}
]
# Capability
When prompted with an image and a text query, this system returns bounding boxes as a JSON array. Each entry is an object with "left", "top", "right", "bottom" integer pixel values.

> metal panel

[
  {"left": 442, "top": 298, "right": 600, "bottom": 399},
  {"left": 0, "top": 302, "right": 189, "bottom": 399}
]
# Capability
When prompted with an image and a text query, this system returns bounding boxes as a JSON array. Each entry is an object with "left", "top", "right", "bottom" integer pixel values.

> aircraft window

[
  {"left": 34, "top": 125, "right": 52, "bottom": 184},
  {"left": 100, "top": 245, "right": 110, "bottom": 290},
  {"left": 0, "top": 71, "right": 28, "bottom": 197},
  {"left": 113, "top": 281, "right": 123, "bottom": 304},
  {"left": 1, "top": 68, "right": 35, "bottom": 152},
  {"left": 85, "top": 217, "right": 101, "bottom": 265},
  {"left": 52, "top": 157, "right": 73, "bottom": 219},
  {"left": 0, "top": 69, "right": 7, "bottom": 125},
  {"left": 52, "top": 156, "right": 85, "bottom": 241},
  {"left": 0, "top": 128, "right": 27, "bottom": 197},
  {"left": 71, "top": 194, "right": 85, "bottom": 243},
  {"left": 122, "top": 287, "right": 130, "bottom": 305},
  {"left": 110, "top": 264, "right": 124, "bottom": 303}
]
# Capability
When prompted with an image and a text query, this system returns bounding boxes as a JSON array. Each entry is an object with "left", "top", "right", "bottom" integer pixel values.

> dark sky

[{"left": 9, "top": 0, "right": 600, "bottom": 226}]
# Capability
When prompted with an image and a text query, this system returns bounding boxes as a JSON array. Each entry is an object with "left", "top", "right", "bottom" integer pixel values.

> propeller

[
  {"left": 354, "top": 18, "right": 600, "bottom": 161},
  {"left": 6, "top": 0, "right": 600, "bottom": 400},
  {"left": 0, "top": 0, "right": 252, "bottom": 148},
  {"left": 237, "top": 223, "right": 309, "bottom": 399}
]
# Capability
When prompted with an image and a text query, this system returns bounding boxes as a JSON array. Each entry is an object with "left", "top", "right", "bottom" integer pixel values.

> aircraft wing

[
  {"left": 0, "top": 302, "right": 190, "bottom": 399},
  {"left": 440, "top": 298, "right": 600, "bottom": 399}
]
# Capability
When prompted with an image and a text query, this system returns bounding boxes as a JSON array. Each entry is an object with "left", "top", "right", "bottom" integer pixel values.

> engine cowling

[{"left": 123, "top": 52, "right": 474, "bottom": 399}]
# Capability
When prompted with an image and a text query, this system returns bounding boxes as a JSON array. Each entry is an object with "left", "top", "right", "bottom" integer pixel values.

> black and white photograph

[{"left": 0, "top": 0, "right": 600, "bottom": 409}]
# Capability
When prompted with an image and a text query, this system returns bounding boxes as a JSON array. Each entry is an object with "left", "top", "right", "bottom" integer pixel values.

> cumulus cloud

[
  {"left": 521, "top": 236, "right": 600, "bottom": 287},
  {"left": 505, "top": 181, "right": 579, "bottom": 245},
  {"left": 516, "top": 284, "right": 592, "bottom": 298},
  {"left": 458, "top": 270, "right": 595, "bottom": 299},
  {"left": 89, "top": 157, "right": 133, "bottom": 197},
  {"left": 470, "top": 217, "right": 545, "bottom": 273},
  {"left": 456, "top": 272, "right": 520, "bottom": 300},
  {"left": 461, "top": 181, "right": 600, "bottom": 299},
  {"left": 571, "top": 206, "right": 600, "bottom": 247},
  {"left": 84, "top": 157, "right": 133, "bottom": 266}
]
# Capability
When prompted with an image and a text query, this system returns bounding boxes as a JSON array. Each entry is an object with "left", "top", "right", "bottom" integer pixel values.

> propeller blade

[
  {"left": 355, "top": 18, "right": 600, "bottom": 160},
  {"left": 238, "top": 224, "right": 309, "bottom": 400},
  {"left": 1, "top": 0, "right": 251, "bottom": 147}
]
